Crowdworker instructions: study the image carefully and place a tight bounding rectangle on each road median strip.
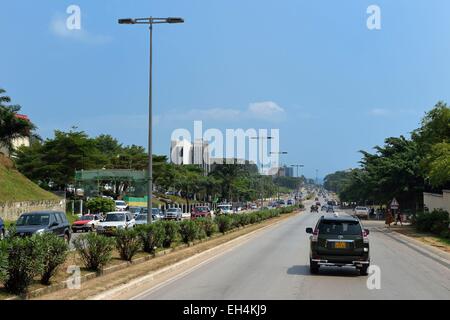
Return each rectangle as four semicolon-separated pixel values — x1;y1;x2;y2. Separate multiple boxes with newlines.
27;209;301;300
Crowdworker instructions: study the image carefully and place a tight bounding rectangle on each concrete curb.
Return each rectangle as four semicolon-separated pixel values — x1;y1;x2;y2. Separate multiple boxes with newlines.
6;210;300;300
90;211;301;300
377;227;450;268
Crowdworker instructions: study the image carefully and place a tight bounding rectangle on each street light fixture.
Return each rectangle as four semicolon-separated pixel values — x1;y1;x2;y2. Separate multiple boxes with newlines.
250;136;273;208
118;16;184;224
270;152;288;201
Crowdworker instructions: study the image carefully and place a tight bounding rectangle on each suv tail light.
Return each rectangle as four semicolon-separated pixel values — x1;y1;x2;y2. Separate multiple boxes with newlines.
312;228;319;242
362;229;369;243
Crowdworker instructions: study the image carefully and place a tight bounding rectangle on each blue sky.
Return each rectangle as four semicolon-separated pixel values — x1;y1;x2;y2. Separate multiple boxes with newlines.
1;0;450;179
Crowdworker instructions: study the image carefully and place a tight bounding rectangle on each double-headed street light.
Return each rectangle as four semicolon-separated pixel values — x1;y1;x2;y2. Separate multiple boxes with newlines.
270;152;288;201
118;16;184;224
291;164;305;200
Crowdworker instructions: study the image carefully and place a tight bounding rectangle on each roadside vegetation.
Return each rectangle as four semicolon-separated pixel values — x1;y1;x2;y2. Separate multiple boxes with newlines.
324;102;450;212
0;206;296;298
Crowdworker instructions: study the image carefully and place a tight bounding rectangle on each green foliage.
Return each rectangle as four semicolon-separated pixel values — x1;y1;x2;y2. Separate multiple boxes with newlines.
194;218;217;237
136;223;165;253
73;233;114;272
86;197;115;214
160;220;180;248
423;142;450;188
215;215;233;234
0;240;7;283
2;235;44;295
179;220;200;244
414;210;449;234
115;228;142;262
39;233;69;285
0;88;37;155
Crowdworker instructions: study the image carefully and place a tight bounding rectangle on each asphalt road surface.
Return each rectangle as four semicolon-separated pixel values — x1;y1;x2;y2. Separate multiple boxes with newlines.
132;204;450;300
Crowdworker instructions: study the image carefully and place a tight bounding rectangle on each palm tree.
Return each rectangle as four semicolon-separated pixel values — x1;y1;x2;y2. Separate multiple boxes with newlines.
0;88;36;155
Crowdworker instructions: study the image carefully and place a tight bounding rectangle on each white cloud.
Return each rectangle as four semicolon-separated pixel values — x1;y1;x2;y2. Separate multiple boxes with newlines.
161;101;286;123
248;101;285;120
50;14;112;45
369;108;390;116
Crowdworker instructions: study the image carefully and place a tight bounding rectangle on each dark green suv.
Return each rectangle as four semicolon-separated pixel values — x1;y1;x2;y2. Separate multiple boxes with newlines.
306;213;370;275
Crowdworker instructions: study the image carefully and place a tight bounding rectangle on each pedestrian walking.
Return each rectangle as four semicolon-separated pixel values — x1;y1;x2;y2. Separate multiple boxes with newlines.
394;210;403;226
385;209;394;227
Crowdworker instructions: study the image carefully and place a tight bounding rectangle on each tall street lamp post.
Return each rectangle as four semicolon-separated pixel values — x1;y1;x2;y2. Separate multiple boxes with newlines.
250;136;273;208
270;152;288;201
118;17;184;224
291;164;305;200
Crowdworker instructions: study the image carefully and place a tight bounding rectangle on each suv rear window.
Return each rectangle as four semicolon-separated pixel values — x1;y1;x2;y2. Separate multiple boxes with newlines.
318;220;362;235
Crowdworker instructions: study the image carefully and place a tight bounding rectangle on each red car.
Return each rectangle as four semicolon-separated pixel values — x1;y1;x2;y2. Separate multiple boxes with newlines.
191;206;212;219
72;214;102;232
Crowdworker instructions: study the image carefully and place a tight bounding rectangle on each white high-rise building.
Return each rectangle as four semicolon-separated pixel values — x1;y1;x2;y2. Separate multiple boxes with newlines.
170;139;210;174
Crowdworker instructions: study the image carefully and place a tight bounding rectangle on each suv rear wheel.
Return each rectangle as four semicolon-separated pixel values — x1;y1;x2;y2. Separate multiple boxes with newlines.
359;265;369;276
309;259;319;274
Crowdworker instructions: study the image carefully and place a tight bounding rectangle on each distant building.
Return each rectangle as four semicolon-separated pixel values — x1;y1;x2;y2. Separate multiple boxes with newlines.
170;139;210;174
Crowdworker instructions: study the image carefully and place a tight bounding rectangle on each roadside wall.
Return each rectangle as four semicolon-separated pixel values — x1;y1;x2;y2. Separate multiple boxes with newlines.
423;190;450;213
0;199;66;221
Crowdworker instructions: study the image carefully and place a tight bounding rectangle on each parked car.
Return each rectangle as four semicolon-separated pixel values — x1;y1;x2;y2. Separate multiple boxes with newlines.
287;199;294;206
128;206;143;218
354;206;370;219
216;204;233;215
114;200;128;211
96;211;135;236
164;208;183;220
306;212;370;275
250;203;258;210
191;206;212;219
14;211;72;243
0;217;5;240
71;214;102;232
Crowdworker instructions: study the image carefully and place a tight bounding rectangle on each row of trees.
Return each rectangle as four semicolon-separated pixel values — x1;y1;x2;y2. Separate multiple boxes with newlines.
324;102;450;211
1;87;305;205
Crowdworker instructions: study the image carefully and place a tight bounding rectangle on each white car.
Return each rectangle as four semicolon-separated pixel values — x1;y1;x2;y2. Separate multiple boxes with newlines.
115;200;128;211
354;206;370;219
96;212;135;235
217;204;233;215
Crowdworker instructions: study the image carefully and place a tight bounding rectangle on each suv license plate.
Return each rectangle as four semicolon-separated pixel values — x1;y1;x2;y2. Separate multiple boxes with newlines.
334;242;347;249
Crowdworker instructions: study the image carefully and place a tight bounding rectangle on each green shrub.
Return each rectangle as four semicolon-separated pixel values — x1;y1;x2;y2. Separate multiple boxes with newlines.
179;220;200;244
440;229;450;239
0;241;8;283
86;197;115;214
38;233;69;285
215;215;233;234
248;213;258;224
160;220;180;248
115;228;142;262
2;235;44;295
73;233;115;272
136;223;165;253
195;218;217;237
415;210;449;234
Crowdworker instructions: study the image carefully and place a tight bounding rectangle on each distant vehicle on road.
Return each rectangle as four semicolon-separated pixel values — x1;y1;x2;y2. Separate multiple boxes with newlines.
115;200;128;211
128;206;143;218
321;205;328;212
287;199;294;206
72;214;102;232
354;206;370;219
310;205;319;213
306;212;370;275
164;208;183;220
14;211;72;243
216;204;233;215
0;217;5;240
97;212;135;236
191;206;212;219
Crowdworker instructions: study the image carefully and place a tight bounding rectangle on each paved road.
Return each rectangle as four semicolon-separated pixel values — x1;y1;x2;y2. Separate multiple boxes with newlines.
133;205;450;300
